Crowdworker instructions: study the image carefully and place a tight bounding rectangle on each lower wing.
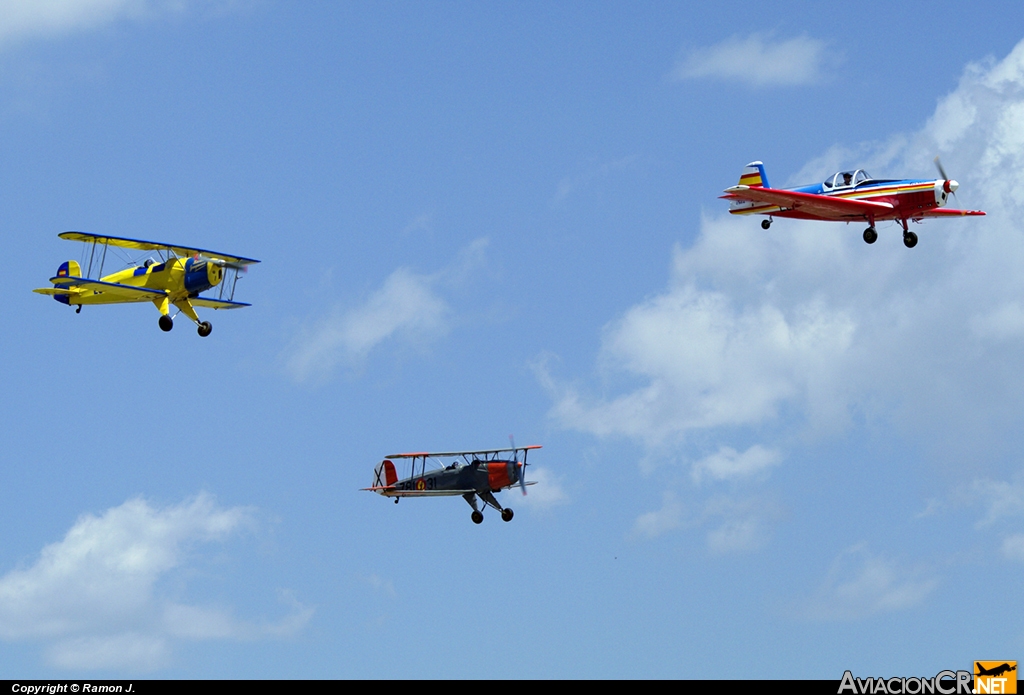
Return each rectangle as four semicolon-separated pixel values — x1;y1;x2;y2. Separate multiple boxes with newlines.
361;486;477;497
189;296;252;310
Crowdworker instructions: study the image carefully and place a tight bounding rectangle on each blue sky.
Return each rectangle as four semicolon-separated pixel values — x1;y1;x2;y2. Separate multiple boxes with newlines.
1;0;1023;678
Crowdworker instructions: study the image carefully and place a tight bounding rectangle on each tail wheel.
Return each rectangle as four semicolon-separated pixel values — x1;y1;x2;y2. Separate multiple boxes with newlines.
903;231;918;248
501;508;514;522
863;227;877;244
471;511;484;524
159;315;173;332
197;321;213;337
761;219;772;230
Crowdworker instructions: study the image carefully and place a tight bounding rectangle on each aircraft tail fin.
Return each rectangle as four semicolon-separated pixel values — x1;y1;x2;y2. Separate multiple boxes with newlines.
55;260;82;280
737;161;770;188
373;459;398;489
48;260;83;305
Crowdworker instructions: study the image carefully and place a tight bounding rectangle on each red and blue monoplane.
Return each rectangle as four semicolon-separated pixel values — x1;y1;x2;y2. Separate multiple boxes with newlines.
722;159;985;247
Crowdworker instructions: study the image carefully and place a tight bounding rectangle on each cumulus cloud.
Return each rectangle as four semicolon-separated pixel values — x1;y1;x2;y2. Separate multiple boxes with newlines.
691;445;781;485
545;38;1024;561
1002;534;1024;562
0;0;233;49
547;37;1024;461
972;475;1024;527
516;467;569;509
674;33;830;87
0;494;311;671
632;491;684;539
802;544;937;620
286;239;487;383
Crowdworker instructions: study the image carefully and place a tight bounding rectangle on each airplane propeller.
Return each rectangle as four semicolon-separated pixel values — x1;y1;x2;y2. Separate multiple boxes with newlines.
511;434;528;496
193;253;250;272
934;156;965;210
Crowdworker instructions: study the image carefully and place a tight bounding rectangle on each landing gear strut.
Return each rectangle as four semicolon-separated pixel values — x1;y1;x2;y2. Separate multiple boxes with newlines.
159;315;173;332
761;218;772;230
863;226;877;244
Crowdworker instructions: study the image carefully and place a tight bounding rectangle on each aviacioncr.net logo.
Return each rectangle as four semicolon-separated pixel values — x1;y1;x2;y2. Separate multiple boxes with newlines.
839;670;973;694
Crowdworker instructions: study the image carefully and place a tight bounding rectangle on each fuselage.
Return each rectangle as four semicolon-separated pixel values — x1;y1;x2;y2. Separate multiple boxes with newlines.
728;173;953;222
61;256;222;305
382;459;522;496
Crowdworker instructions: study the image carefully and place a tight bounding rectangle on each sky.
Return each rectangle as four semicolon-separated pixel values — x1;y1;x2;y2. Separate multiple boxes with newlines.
1;0;1023;679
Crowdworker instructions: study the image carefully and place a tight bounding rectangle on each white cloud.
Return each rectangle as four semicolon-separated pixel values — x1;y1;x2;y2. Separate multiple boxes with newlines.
632;491;683;539
803;544;938;620
286;239;487;383
674;34;830;87
0;494;311;671
0;0;229;49
1002;534;1024;562
972;476;1024;527
516;467;569;509
691;445;781;485
546;37;1024;464
545;38;1024;563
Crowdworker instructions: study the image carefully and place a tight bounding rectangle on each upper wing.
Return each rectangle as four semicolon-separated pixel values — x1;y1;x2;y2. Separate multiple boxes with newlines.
911;208;986;218
386;445;543;459
58;232;260;266
723;185;894;219
39;277;166;303
189;296;252;310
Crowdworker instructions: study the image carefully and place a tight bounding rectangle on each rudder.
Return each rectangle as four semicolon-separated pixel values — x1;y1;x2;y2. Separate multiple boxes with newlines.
737;161;770;188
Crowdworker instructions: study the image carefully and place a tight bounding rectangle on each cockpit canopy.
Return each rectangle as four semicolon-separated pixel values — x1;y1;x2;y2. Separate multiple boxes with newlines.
824;169;872;190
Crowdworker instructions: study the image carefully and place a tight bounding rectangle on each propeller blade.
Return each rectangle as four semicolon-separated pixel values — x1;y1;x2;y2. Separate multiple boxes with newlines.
934;156;949;182
511;434;527;496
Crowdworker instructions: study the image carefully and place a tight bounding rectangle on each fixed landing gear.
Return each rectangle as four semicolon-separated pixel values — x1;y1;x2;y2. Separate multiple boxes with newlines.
159;315;173;332
761;218;772;230
903;231;918;248
863;226;877;244
501;508;514;522
471;511;484;524
197;321;213;337
75;305;82;314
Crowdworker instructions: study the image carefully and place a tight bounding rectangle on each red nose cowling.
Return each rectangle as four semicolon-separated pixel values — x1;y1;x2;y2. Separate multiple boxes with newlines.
488;462;512;491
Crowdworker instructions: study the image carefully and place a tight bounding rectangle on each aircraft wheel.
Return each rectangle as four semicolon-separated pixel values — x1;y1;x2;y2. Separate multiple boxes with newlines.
501;508;514;522
903;231;918;248
197;321;213;337
159;315;173;332
761;219;772;230
471;511;484;524
863;227;877;244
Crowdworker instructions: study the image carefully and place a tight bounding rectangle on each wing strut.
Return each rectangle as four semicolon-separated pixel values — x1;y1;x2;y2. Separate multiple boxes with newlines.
86;239;97;279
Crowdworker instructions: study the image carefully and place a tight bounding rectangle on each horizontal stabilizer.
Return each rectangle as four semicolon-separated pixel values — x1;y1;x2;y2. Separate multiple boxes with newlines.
45;277;167;303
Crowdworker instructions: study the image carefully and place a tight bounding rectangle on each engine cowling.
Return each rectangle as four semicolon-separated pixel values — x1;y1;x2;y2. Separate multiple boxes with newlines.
487;461;514;491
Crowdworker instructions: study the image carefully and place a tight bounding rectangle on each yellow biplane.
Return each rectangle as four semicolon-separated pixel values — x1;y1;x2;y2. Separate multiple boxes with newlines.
34;232;260;336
